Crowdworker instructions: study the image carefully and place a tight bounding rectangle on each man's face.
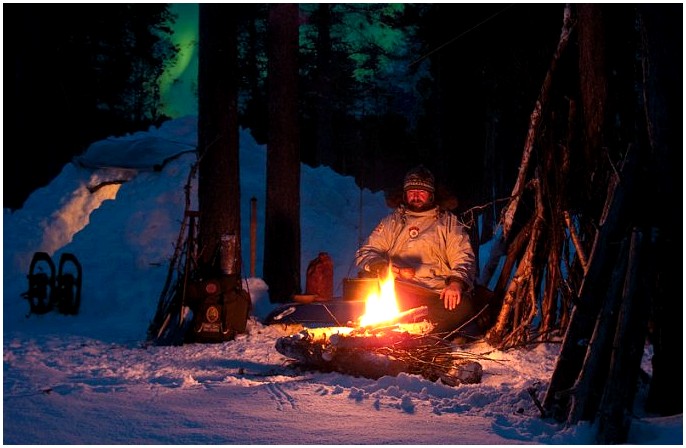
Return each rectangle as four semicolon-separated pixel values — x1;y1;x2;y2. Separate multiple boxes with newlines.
405;189;432;211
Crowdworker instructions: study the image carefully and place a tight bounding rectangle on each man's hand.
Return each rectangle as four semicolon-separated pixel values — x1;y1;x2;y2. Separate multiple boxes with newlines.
392;266;415;280
440;281;463;310
366;260;390;278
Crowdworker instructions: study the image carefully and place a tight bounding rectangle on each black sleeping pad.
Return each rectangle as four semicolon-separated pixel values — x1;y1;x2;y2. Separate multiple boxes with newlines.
263;299;366;327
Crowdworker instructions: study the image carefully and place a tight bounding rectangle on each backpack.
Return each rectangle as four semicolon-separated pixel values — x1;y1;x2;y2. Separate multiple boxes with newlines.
186;273;251;343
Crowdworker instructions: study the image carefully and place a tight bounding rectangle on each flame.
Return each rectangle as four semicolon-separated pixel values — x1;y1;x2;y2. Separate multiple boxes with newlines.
358;267;400;327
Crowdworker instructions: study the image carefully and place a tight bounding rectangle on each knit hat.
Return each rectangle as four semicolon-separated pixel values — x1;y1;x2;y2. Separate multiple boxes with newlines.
403;165;435;193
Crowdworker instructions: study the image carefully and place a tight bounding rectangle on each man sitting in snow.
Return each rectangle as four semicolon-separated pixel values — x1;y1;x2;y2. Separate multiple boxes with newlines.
355;165;487;341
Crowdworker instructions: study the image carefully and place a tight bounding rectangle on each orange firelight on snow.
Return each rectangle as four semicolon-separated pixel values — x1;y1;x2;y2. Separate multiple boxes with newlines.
358;266;400;327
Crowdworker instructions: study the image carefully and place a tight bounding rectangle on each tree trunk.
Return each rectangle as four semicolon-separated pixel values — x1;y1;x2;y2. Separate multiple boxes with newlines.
264;3;302;302
197;4;241;275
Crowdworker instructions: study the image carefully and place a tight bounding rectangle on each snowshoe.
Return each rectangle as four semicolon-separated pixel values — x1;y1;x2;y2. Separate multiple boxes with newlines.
55;253;82;315
21;252;57;316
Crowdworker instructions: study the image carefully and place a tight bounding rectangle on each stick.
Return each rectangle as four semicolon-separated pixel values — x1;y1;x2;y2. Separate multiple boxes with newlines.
563;211;588;273
358;305;428;329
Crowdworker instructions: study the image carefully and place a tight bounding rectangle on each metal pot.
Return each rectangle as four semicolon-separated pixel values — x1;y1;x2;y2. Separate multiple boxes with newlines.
342;277;380;301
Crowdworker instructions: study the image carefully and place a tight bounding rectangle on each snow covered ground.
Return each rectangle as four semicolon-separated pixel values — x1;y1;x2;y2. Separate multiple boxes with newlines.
3;116;681;444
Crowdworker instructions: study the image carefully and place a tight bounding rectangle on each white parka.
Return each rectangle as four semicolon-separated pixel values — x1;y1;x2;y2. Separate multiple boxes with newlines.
355;205;476;292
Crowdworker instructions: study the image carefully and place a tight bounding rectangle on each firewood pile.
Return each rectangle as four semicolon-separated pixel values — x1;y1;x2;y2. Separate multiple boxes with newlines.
275;306;484;386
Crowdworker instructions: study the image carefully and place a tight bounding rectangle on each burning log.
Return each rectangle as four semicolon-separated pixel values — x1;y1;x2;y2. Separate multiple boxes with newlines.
275;321;483;386
329;325;436;350
359;305;429;329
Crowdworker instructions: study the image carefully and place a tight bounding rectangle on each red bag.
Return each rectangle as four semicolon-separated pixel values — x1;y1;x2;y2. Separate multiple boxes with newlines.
305;252;334;301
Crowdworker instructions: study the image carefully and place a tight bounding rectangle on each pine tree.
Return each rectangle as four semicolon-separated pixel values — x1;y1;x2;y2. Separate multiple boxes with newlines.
263;4;302;302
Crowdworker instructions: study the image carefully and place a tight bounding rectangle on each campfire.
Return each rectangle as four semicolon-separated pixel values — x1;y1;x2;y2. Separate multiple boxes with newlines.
358;268;400;327
355;268;431;334
275;268;484;386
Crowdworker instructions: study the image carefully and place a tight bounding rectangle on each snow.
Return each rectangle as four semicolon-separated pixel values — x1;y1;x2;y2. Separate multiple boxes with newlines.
3;116;682;444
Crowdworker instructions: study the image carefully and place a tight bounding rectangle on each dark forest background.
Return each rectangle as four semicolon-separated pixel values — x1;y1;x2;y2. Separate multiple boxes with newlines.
7;3;566;215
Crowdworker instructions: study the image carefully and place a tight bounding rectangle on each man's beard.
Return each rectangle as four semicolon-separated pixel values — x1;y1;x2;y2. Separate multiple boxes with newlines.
406;199;434;212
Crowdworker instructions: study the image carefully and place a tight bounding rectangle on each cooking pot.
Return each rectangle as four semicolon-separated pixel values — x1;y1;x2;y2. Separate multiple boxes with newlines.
342;277;380;301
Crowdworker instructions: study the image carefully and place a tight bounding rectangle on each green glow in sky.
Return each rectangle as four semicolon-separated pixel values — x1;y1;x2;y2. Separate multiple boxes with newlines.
160;4;198;118
159;4;424;119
